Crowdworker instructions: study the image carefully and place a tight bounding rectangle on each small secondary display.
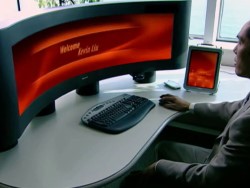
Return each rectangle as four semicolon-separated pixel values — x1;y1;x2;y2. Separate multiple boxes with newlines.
183;45;223;94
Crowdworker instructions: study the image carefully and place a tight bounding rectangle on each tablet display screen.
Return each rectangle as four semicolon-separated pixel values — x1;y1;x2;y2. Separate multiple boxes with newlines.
184;46;222;93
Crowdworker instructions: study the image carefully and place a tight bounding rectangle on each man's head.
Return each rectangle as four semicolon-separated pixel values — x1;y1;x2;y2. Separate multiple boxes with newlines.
233;21;250;78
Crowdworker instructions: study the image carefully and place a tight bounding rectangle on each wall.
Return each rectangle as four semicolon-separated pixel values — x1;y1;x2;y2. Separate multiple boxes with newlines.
221;48;235;67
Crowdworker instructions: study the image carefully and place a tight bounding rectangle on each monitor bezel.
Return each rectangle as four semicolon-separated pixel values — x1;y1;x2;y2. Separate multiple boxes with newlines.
0;0;191;151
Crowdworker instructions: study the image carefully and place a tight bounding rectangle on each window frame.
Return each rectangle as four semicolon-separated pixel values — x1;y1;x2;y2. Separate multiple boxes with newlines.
203;0;221;44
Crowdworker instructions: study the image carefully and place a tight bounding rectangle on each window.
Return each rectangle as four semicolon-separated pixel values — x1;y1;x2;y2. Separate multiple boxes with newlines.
218;0;250;42
189;0;250;43
0;0;18;22
189;0;207;38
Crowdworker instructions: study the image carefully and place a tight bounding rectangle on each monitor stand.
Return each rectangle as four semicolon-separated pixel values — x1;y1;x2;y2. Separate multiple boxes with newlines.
36;101;56;116
131;71;156;83
76;81;100;96
36;82;100;117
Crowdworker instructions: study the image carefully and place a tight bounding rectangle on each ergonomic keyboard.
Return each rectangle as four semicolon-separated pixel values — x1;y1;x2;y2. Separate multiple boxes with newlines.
81;94;156;133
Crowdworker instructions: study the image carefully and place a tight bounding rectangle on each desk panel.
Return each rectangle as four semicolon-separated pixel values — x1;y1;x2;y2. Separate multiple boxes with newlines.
0;67;250;188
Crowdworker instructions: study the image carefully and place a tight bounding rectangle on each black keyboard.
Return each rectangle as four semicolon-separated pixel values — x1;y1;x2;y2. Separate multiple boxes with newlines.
81;94;155;133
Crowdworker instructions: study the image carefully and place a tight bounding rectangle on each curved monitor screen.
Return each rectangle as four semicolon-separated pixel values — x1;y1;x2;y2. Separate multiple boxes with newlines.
13;13;173;115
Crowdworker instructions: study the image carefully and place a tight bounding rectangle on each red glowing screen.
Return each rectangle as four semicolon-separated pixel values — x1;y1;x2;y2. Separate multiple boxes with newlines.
186;50;219;89
12;13;174;115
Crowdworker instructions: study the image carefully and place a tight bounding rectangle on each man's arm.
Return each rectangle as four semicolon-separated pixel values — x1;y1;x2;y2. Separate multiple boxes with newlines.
159;94;245;128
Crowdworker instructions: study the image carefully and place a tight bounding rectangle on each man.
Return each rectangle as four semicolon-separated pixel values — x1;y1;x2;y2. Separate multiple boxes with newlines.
120;20;250;187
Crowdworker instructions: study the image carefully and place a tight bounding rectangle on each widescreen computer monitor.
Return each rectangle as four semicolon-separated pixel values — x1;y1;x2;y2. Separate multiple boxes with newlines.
0;0;191;151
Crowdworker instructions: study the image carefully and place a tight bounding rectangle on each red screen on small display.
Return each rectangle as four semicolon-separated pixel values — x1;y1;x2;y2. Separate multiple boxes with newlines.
186;50;219;89
12;13;174;115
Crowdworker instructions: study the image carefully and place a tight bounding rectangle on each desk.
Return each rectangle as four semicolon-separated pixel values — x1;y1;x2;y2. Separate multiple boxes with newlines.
0;66;250;188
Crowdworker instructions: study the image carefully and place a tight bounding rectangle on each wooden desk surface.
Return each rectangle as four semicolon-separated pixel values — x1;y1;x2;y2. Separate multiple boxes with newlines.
0;67;250;188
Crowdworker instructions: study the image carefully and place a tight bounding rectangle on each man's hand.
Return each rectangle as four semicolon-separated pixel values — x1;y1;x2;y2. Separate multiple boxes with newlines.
159;94;190;112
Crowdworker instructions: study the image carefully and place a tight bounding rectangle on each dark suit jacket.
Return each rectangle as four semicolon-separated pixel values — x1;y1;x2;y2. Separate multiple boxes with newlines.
156;93;250;187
